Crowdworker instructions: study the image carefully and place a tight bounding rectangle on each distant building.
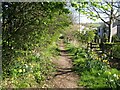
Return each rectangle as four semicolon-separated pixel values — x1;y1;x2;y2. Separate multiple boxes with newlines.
97;21;120;42
97;6;120;42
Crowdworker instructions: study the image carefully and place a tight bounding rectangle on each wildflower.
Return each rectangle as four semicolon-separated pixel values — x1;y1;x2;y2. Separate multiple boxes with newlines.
113;74;117;77
23;69;25;72
103;60;108;63
25;64;28;68
19;69;22;73
111;57;113;59
110;79;114;82
103;54;107;58
107;62;109;64
113;74;119;79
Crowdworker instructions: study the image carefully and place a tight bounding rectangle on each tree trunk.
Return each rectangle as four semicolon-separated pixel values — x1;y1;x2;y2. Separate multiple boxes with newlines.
108;22;113;43
108;1;114;43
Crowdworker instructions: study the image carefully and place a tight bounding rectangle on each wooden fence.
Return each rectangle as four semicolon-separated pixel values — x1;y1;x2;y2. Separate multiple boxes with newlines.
87;42;120;59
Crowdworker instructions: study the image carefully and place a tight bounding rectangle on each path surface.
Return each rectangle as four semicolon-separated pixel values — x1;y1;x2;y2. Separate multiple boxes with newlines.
47;40;80;88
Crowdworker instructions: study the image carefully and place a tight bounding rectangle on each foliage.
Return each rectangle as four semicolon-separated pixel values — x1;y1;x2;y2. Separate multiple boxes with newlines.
73;30;95;43
102;43;120;59
103;33;108;42
112;35;120;42
112;45;120;59
2;2;71;88
71;1;120;43
66;42;120;88
84;30;95;43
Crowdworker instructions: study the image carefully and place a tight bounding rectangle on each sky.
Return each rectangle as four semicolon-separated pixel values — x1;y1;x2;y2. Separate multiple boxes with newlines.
66;1;119;24
72;11;103;23
67;3;103;23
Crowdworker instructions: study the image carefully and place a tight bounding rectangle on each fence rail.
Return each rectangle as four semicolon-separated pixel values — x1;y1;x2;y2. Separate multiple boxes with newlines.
87;42;120;59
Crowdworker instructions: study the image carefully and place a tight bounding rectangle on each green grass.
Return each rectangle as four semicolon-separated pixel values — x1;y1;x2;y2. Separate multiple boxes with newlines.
2;41;59;88
65;42;120;88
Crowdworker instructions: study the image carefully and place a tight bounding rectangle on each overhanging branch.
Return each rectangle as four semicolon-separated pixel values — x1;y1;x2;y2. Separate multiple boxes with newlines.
92;6;109;25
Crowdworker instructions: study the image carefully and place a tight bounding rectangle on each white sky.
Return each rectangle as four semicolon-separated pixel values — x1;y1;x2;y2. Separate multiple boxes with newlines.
67;4;103;23
70;7;102;23
66;1;119;23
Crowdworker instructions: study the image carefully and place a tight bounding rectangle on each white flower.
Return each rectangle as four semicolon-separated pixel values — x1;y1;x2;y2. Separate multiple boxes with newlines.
113;74;119;79
103;54;107;58
113;74;117;77
111;57;113;59
110;79;114;82
25;64;28;68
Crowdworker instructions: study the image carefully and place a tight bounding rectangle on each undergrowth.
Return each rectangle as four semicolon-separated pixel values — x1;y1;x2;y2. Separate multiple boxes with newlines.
65;42;120;88
2;42;59;88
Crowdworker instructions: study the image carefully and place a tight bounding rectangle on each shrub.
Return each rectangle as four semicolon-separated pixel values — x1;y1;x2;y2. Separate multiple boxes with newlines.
66;43;120;88
112;45;120;59
112;35;120;42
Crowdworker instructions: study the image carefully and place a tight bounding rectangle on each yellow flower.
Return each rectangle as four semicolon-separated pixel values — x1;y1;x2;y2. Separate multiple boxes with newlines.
23;69;25;72
103;60;108;63
113;74;119;80
107;62;109;64
19;69;22;73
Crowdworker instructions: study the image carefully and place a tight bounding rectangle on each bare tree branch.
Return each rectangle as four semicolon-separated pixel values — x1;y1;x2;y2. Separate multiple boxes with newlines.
114;10;118;16
116;18;120;21
92;6;109;25
116;14;120;18
100;8;110;16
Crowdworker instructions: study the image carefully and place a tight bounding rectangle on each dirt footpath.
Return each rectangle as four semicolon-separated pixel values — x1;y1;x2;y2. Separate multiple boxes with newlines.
47;40;81;88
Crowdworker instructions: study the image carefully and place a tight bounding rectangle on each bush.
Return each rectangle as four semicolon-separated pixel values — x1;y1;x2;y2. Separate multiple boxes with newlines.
72;30;95;44
112;45;120;59
66;43;120;88
2;2;71;88
112;35;120;42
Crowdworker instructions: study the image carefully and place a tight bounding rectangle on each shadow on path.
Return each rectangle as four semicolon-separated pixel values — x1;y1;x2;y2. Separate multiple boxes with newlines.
54;68;73;77
46;40;81;88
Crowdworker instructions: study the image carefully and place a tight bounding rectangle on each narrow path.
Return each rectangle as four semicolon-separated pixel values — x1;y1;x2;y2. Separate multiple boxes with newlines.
47;40;80;88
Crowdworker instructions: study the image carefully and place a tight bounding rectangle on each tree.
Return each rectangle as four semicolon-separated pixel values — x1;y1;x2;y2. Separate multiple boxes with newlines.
2;2;71;84
72;0;120;43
